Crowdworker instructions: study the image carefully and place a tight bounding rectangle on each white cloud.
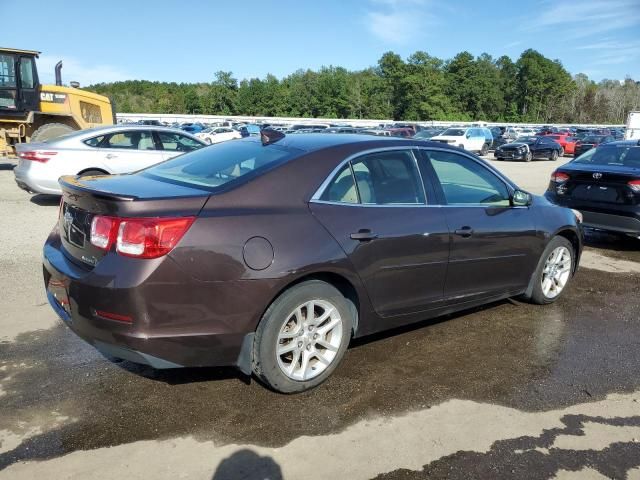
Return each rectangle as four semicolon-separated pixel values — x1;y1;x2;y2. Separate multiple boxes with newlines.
365;0;431;45
528;0;640;37
36;55;132;87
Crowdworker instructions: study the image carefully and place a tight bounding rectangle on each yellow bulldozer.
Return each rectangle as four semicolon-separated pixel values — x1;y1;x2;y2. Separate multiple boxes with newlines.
1;47;115;157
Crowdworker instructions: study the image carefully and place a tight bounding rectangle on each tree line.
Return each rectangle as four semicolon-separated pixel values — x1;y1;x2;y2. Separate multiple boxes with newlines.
88;49;640;125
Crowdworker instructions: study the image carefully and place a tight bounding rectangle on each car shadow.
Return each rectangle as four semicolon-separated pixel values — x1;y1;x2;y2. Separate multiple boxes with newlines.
211;449;283;480
583;229;639;252
109;356;250;386
29;194;61;206
0;162;16;171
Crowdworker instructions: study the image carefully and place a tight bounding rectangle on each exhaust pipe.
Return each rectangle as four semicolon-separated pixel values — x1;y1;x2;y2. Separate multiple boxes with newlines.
55;61;62;86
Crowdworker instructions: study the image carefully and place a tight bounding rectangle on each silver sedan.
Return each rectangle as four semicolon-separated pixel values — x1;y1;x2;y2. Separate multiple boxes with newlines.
14;125;206;195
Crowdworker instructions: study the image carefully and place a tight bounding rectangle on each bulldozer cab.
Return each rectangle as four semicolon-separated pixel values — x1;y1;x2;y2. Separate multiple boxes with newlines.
1;47;114;156
0;48;40;117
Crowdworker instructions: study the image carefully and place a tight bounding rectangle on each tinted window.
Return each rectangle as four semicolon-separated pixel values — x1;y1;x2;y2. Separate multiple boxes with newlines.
0;54;16;87
20;57;35;88
144;139;297;189
350;150;425;205
573;146;640;167
583;136;604;143
442;128;465;136
427;150;510;206
158;132;203;152
320;164;358;203
102;131;155;150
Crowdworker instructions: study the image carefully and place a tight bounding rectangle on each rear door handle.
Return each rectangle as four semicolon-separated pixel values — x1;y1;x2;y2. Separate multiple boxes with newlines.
454;226;474;238
350;229;378;241
105;153;117;159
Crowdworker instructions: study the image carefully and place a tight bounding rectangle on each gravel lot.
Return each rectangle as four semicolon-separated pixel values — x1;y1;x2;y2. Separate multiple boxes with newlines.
1;154;639;479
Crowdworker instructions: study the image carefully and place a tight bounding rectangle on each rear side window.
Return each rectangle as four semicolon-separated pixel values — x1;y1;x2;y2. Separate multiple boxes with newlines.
320;150;426;205
102;131;155;150
157;132;203;152
144;139;299;189
84;135;105;147
320;164;358;203
427;150;510;206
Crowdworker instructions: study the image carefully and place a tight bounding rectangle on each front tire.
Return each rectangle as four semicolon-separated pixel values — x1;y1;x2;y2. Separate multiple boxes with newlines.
252;280;353;393
550;149;559;161
524;151;533;162
528;236;574;305
559;147;565;157
480;144;489;156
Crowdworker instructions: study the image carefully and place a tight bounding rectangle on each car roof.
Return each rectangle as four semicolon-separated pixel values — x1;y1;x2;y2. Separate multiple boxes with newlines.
599;140;639;147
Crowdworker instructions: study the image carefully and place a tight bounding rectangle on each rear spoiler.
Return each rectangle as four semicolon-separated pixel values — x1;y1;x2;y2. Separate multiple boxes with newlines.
59;175;138;201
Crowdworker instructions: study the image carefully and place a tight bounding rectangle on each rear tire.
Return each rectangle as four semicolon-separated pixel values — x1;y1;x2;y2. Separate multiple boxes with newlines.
480;144;489;156
559;147;565;157
550;150;559;161
252;280;353;393
30;123;75;143
528;236;574;305
524;151;532;162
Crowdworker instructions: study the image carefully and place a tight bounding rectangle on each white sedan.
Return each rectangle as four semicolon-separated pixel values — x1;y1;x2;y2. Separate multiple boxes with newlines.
14;125;206;195
196;127;242;144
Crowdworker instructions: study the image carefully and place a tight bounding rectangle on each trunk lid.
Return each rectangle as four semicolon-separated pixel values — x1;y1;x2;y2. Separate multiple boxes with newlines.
556;164;640;205
58;173;210;267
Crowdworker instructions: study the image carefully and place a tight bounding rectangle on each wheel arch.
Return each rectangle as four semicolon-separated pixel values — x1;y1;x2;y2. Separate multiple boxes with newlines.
237;270;364;377
77;167;110;176
264;271;362;336
522;226;582;299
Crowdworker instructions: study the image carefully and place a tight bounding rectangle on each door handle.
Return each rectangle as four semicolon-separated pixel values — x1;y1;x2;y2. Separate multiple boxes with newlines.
105;153;117;159
454;226;474;238
350;229;378;241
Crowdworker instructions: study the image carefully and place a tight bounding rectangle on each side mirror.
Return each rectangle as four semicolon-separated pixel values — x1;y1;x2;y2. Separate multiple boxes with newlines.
512;190;532;207
465;133;471;139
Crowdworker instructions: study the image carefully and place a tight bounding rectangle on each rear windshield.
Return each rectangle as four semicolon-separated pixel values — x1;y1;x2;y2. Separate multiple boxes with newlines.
142;139;300;189
573;146;640;167
583;135;604;143
441;128;465;136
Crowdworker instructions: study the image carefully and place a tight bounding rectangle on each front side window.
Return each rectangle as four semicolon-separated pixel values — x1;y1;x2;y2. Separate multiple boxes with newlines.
102;131;155;150
427;150;510;206
157;132;203;152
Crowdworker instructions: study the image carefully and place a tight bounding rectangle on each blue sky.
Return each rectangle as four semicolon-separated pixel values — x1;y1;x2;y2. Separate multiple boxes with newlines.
2;0;639;86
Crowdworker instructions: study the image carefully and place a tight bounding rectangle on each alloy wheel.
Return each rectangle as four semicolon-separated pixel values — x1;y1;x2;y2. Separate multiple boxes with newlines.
276;299;343;381
541;246;572;299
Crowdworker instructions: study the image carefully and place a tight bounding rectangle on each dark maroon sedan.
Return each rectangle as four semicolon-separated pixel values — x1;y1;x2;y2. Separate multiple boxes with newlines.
44;132;583;393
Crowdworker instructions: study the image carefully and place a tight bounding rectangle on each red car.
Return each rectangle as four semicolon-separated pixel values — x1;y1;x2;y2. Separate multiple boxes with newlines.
547;134;577;156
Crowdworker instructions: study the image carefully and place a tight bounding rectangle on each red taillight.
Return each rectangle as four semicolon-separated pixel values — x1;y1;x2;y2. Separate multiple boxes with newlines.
89;215;194;258
628;180;640;193
116;217;195;258
551;171;570;183
18;150;58;163
94;310;133;323
90;216;119;250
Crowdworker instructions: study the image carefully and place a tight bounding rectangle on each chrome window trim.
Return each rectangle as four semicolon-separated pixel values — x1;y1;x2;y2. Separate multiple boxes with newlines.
310;145;525;209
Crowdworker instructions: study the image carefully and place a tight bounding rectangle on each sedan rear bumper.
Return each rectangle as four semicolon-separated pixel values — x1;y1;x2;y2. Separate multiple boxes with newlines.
580;210;640;235
42;231;263;370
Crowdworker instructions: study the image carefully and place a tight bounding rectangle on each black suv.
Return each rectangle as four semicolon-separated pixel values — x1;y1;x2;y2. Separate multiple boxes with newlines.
545;140;640;238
